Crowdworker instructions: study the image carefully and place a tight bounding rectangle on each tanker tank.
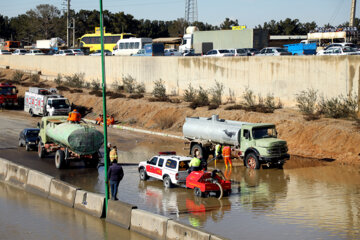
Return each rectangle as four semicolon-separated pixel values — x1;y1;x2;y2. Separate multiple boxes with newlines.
182;115;250;146
46;121;103;155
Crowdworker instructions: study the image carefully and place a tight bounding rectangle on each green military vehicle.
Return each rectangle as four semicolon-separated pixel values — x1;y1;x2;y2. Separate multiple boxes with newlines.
37;116;103;169
182;115;290;169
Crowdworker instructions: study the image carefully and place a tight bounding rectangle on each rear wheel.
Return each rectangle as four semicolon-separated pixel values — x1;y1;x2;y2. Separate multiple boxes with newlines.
29;109;34;117
38;142;45;158
139;168;149;180
25;143;30;151
245;153;260;170
163;176;173;188
194;187;206;197
55;150;66;169
18;139;23;147
191;144;209;160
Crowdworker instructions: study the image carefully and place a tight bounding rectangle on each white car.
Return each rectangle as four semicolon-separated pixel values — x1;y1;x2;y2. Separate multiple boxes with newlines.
204;49;234;57
0;50;12;55
89;50;112;56
13;49;28;55
138;152;192;188
69;49;84;56
256;47;292;56
26;49;45;55
316;46;360;56
164;48;182;56
54;50;75;56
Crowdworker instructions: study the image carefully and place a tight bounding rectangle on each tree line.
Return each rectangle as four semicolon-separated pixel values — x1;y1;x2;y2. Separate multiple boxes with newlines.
0;4;358;43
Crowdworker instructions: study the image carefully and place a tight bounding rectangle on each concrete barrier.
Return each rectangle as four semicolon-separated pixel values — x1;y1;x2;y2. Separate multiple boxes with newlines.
166;220;211;240
0;158;9;181
49;179;80;207
106;200;137;229
5;162;29;189
130;209;169;240
25;170;54;197
210;235;229;240
74;190;105;218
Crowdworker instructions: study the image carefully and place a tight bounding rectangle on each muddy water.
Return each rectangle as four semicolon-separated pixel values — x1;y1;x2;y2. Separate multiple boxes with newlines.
0;182;149;240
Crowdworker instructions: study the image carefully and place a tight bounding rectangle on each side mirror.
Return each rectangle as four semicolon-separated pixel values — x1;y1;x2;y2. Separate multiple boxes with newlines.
245;132;250;139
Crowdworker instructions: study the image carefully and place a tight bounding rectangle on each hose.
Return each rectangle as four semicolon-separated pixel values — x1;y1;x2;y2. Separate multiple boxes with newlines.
216;182;223;200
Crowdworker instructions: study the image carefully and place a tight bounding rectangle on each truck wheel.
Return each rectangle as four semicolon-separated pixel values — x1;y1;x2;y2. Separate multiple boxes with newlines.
194;187;205;197
163;176;173;188
18;139;23;147
29;109;34;117
38;142;45;158
25;143;30;151
191;144;209;160
55;150;66;169
139;168;149;180
245;153;260;170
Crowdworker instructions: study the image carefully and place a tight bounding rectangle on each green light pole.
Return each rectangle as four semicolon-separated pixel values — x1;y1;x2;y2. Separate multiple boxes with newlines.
99;0;109;212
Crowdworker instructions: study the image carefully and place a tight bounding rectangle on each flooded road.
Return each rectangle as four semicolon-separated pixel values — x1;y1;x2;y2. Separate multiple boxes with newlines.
1;111;360;239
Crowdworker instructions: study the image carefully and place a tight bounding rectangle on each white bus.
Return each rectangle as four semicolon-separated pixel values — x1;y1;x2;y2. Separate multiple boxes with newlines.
112;37;152;56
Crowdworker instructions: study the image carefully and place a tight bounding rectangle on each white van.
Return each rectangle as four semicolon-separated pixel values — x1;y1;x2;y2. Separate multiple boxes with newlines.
112;37;152;56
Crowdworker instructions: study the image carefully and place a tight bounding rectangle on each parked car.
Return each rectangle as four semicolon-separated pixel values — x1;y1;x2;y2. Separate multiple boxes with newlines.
316;46;360;56
69;49;84;56
18;128;40;151
26;49;45;55
228;48;251;56
138;152;192;188
242;48;259;56
204;49;234;57
317;42;359;55
256;47;292;56
164;48;182;56
54;50;75;56
89;50;112;56
0;50;12;55
13;49;28;55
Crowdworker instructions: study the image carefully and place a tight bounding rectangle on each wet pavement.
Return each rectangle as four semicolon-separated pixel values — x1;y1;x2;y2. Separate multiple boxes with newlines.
1;111;360;239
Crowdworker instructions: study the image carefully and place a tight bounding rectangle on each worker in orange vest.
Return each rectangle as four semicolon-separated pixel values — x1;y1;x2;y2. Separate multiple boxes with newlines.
222;146;232;169
67;109;81;123
107;114;115;126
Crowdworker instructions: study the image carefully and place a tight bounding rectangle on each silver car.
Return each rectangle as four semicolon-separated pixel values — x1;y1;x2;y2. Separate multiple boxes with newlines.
316;46;360;56
256;47;292;56
204;49;234;57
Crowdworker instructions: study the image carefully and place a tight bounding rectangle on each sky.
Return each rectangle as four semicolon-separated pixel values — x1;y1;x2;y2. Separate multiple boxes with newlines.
0;0;358;28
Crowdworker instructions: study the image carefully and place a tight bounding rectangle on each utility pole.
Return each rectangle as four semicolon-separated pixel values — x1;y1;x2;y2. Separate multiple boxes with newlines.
350;0;357;27
66;0;71;47
72;18;75;47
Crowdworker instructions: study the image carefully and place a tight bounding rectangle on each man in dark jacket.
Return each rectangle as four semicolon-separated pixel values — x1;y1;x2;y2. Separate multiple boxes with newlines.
107;159;124;201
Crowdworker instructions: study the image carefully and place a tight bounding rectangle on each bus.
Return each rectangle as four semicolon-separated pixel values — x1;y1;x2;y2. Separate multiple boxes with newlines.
78;27;135;53
0;41;21;52
112;38;152;56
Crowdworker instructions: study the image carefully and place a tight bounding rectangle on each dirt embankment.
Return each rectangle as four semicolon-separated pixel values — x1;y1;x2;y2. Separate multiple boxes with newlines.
2;69;360;166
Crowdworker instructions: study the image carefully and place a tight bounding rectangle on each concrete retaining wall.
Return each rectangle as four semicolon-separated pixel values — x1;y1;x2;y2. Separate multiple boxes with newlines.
49;179;79;207
106;200;137;229
0;158;9;181
1;55;359;106
166;220;211;240
25;169;53;197
74;190;105;218
5;162;29;189
131;209;169;240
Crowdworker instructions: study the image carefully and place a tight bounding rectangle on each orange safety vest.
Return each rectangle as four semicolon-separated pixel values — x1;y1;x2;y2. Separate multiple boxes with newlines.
109;149;118;161
67;111;81;122
222;146;231;158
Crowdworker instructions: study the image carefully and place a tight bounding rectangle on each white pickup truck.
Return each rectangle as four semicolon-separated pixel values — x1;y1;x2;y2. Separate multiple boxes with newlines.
138;152;191;188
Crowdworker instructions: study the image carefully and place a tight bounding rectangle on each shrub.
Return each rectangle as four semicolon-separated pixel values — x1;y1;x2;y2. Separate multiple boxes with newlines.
12;70;24;82
135;82;146;94
64;73;85;88
242;88;256;107
123;75;136;93
318;94;358;119
226;88;236;104
30;74;40;83
210;80;224;106
155;115;176;129
54;74;62;85
111;80;123;91
91;79;100;91
296;89;318;116
183;83;196;102
128;93;144;99
152;79;168;101
189;87;209;109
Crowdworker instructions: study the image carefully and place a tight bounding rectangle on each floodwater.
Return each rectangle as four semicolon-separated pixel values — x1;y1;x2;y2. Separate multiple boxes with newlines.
1;111;360;239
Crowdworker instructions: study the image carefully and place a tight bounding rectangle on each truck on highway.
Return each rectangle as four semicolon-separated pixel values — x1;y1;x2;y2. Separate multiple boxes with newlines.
284;43;317;55
24;87;71;117
36;38;65;51
179;27;268;54
183;115;290;169
37;116;104;169
0;83;18;107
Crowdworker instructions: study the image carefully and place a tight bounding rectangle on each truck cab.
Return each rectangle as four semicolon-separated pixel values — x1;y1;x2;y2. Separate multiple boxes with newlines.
0;83;18;107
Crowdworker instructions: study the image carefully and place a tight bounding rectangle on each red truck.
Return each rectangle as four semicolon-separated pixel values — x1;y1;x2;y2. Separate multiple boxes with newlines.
0;83;18;107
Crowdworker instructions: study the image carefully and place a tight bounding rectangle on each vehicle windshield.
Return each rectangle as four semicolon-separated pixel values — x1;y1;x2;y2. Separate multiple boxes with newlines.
73;50;81;53
252;127;277;139
276;48;288;53
219;50;230;53
26;130;39;137
64;50;72;53
2;50;10;53
178;160;190;171
343;47;357;52
34;50;42;53
52;99;70;109
0;87;16;95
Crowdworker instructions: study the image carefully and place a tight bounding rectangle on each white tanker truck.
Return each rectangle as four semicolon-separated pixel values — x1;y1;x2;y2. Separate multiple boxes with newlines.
182;115;290;169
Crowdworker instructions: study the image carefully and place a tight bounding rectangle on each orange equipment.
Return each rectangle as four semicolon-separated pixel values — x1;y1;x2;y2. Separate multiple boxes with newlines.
222;146;232;169
67;109;81;122
106;115;115;126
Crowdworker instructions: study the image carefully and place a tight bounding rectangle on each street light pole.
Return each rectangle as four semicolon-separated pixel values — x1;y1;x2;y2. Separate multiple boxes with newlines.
99;0;109;213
